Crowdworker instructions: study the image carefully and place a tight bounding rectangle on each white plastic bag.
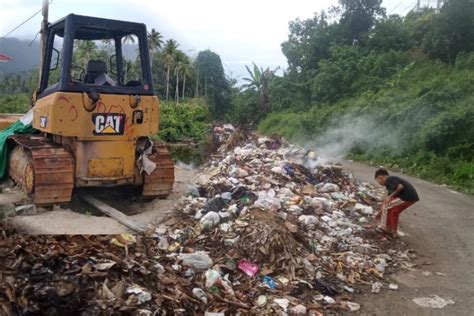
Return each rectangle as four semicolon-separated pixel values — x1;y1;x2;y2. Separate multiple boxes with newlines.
379;198;403;229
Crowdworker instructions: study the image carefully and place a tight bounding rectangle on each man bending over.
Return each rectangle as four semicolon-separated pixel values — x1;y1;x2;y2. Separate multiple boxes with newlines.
374;168;420;238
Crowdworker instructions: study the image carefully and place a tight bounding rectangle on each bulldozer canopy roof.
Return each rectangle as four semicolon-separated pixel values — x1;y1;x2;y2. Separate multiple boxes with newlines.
52;14;146;40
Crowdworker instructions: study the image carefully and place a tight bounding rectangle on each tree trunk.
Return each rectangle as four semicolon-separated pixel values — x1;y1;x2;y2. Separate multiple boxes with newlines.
195;69;199;97
175;69;179;104
165;66;170;100
182;74;186;99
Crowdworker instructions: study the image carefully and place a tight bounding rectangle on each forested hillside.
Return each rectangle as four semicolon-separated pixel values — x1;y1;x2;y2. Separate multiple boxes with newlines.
233;0;473;193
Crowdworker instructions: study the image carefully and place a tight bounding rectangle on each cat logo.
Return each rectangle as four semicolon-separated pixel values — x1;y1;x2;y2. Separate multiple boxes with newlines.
92;113;125;135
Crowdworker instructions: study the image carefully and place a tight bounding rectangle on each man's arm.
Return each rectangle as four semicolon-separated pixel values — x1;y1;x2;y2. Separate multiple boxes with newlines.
384;183;404;204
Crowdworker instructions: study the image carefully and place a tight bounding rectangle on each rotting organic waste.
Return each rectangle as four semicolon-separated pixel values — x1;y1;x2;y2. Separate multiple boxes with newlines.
0;125;417;315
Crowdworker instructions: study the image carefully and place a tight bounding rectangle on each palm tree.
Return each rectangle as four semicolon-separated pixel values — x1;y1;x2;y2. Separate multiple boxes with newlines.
195;67;199;97
122;34;136;44
164;54;175;100
243;62;278;119
174;66;180;103
172;51;188;103
163;39;179;100
147;29;163;68
180;60;193;99
122;35;136;60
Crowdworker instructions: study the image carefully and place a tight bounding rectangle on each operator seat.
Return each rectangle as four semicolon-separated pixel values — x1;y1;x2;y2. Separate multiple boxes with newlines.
83;60;107;84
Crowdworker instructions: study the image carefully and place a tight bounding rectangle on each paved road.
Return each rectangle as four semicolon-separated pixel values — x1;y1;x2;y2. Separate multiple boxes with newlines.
341;161;474;316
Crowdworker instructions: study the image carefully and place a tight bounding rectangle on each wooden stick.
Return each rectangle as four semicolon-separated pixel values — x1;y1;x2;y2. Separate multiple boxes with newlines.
80;195;145;232
214;294;250;309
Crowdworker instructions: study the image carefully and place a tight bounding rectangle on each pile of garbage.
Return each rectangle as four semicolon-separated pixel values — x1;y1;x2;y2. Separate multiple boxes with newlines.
0;125;415;315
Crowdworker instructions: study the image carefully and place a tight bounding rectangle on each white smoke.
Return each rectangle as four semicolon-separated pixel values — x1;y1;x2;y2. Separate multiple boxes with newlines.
306;114;404;160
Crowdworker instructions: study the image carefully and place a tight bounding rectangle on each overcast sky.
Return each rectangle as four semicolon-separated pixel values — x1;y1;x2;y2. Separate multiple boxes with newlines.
0;0;425;79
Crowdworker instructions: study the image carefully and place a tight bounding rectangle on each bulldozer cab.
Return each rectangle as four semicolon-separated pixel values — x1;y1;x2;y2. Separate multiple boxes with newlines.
39;14;153;98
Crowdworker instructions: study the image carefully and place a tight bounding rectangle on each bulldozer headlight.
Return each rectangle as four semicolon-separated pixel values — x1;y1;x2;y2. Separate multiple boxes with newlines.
130;95;141;109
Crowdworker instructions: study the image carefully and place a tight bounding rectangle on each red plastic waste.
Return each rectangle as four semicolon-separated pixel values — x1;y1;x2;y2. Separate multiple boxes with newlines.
238;259;259;277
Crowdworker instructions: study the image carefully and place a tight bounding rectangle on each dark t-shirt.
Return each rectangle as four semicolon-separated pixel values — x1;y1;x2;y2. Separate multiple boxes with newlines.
386;176;420;202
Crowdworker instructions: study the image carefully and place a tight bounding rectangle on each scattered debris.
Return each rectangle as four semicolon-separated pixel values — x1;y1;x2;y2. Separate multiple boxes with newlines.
256;295;267;306
0;125;415;314
14;204;37;216
237;259;259;277
205;312;224;316
389;283;399;291
126;286;152;304
372;282;383;294
343;301;361;312
193;288;208;304
274;298;290;310
200;211;221;229
178;251;213;270
263;275;276;289
324;296;336;304
110;233;136;248
412;295;455;308
290;304;308;314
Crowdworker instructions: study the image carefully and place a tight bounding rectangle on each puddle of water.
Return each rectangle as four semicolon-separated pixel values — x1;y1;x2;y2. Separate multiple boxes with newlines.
169;143;203;166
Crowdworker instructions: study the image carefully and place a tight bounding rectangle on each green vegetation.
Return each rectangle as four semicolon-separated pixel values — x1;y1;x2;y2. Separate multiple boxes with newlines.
0;69;38;96
0;94;30;113
231;0;474;193
194;50;231;119
156;99;211;142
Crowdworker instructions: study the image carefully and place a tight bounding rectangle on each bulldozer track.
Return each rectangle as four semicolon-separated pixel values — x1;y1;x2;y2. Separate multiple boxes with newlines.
143;144;175;198
8;135;75;205
7;136;173;204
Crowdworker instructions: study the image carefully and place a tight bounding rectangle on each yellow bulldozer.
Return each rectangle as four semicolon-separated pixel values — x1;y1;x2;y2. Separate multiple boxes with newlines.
1;14;174;205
